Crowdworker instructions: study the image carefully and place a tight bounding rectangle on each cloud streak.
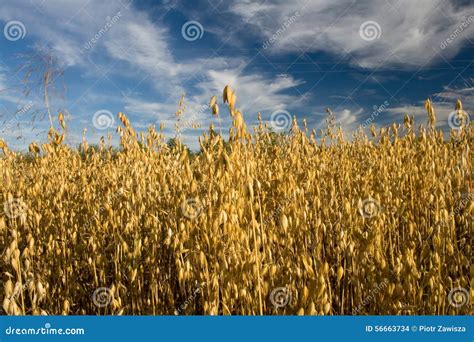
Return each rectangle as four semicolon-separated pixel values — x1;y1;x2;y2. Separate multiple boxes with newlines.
230;0;474;68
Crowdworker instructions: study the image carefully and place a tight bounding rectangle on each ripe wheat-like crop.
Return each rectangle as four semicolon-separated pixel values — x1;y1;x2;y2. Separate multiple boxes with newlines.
0;87;472;315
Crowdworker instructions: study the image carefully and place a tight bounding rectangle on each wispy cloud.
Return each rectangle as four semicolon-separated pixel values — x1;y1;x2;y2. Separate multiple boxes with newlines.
0;0;472;150
385;85;473;129
229;0;474;68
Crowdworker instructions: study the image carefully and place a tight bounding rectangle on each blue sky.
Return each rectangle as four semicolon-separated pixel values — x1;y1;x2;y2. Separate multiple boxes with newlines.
0;0;473;149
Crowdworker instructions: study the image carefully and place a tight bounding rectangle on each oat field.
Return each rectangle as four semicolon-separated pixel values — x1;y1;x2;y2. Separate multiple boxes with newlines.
0;87;472;315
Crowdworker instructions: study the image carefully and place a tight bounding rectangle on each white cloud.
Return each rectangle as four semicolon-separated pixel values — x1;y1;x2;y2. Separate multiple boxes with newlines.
124;69;304;129
434;85;474;106
0;1;305;143
198;69;304;115
386;105;429;119
0;1;181;88
386;85;473;123
103;20;181;92
386;101;468;129
337;108;361;126
2;0;472;150
1;1;296;105
230;0;474;68
0;0;110;66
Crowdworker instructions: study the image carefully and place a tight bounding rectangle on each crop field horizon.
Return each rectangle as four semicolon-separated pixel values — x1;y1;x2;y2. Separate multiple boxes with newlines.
0;86;472;315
